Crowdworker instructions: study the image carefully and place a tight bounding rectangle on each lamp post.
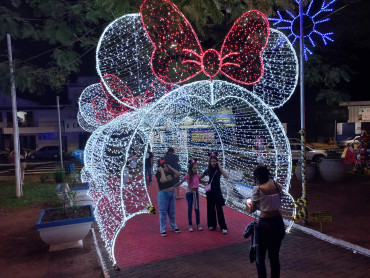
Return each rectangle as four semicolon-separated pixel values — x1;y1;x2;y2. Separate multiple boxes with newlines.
57;96;64;170
7;34;22;198
299;0;308;223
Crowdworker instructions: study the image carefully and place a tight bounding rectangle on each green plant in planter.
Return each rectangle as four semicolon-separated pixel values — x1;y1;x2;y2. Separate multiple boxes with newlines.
61;185;77;216
65;171;81;185
43;183;87;222
53;168;65;183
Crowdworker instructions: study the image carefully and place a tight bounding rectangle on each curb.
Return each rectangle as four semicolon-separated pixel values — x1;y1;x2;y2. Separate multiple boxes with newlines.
291;222;370;257
91;228;111;278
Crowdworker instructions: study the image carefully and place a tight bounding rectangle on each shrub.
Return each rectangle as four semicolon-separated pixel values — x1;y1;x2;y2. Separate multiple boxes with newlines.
53;169;65;183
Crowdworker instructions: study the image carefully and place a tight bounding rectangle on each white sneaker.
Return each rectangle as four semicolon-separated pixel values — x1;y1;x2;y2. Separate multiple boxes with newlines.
188;225;194;232
197;225;203;231
222;229;228;234
208;227;215;231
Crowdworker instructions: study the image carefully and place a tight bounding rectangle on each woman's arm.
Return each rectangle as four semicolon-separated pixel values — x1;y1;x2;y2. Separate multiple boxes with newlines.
217;162;228;179
174;176;186;187
167;164;180;178
246;187;259;213
159;167;167;183
246;200;258;214
199;177;208;185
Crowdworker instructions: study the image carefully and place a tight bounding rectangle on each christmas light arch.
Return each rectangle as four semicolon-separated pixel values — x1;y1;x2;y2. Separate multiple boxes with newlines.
77;0;299;265
82;80;297;264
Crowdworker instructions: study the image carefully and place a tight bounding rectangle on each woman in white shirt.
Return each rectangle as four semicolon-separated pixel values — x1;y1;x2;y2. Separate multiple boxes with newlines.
246;165;285;278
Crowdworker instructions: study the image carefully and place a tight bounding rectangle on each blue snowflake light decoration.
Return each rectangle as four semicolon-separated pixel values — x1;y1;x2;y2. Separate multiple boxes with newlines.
269;0;336;60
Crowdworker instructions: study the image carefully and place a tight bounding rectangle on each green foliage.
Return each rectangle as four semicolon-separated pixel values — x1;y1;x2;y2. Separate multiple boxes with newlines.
64;171;81;184
53;168;65;183
58;184;78;215
40;172;51;183
0;177;60;208
0;0;141;94
304;54;353;105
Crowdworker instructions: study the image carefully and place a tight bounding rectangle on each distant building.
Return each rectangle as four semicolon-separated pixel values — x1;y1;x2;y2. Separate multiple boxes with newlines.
0;76;98;152
337;101;370;140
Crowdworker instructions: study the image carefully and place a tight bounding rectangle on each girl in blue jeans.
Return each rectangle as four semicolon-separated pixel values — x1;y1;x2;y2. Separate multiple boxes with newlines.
175;159;206;231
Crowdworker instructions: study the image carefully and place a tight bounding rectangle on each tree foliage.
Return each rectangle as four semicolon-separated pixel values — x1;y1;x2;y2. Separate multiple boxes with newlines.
0;0;141;95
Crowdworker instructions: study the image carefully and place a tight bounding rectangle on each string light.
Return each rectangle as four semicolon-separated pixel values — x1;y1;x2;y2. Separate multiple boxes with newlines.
77;0;299;265
269;0;336;60
141;0;270;85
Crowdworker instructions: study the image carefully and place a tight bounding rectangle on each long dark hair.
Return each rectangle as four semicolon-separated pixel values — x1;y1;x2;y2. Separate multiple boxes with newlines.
207;155;219;175
253;165;270;185
187;159;197;186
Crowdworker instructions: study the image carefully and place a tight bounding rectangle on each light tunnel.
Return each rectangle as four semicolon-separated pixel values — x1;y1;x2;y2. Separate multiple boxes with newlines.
82;80;296;264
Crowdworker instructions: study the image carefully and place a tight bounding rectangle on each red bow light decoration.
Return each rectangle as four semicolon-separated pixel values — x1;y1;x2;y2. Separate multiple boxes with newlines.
92;74;166;123
91;0;271;125
209;153;217;158
140;0;270;85
160;159;165;165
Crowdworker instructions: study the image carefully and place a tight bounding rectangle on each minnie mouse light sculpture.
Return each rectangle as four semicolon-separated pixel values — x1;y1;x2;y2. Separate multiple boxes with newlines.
78;0;298;265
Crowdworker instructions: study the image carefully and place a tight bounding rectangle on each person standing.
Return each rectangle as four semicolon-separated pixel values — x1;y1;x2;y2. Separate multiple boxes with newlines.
155;158;181;237
200;153;228;234
175;159;205;232
20;148;27;185
129;151;137;172
145;146;154;184
164;147;182;199
246;165;285;278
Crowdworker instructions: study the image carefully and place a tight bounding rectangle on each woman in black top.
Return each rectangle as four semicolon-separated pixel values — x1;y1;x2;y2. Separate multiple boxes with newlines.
155;158;181;237
200;153;228;234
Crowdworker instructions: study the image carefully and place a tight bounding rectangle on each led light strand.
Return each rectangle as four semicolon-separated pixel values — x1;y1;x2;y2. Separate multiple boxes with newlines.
77;1;299;265
269;0;336;60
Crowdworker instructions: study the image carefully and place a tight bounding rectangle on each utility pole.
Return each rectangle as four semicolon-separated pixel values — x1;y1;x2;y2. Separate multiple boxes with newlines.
299;1;307;223
57;96;64;170
7;34;22;197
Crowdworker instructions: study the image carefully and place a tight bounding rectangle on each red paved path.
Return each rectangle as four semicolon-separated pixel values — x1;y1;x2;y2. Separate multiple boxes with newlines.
114;181;254;269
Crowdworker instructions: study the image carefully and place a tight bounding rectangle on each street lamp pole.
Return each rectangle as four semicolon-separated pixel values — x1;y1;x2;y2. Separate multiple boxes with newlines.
7;34;22;198
299;0;308;223
56;96;64;170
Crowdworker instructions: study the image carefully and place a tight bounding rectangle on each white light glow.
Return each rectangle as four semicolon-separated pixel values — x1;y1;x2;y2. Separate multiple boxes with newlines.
78;13;298;265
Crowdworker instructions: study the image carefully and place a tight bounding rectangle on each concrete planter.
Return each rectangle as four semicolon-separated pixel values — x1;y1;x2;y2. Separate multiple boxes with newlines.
295;164;318;182
319;158;346;183
35;205;94;251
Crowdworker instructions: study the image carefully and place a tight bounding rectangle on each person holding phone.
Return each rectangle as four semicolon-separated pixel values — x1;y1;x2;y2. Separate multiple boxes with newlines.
246;165;285;278
164;147;182;199
200;153;229;234
155;158;181;237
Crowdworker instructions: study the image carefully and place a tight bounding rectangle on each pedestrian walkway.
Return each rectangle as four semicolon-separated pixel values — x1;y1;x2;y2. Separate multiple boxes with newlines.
93;178;370;278
0;161;82;176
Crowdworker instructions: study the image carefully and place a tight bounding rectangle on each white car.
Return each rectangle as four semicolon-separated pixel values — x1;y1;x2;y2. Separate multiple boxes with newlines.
337;136;361;148
290;143;327;162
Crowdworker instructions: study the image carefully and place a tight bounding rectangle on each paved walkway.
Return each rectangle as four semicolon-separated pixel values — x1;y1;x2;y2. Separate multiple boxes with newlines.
93;181;370;278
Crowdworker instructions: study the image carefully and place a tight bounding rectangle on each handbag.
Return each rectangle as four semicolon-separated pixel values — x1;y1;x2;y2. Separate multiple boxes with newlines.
205;170;217;192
